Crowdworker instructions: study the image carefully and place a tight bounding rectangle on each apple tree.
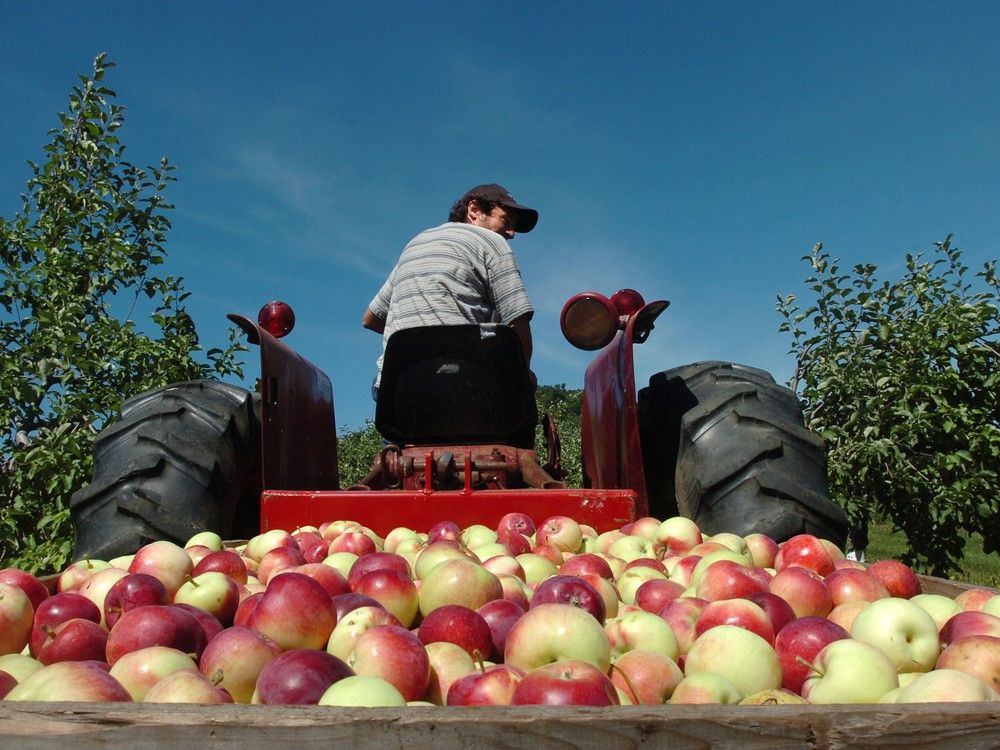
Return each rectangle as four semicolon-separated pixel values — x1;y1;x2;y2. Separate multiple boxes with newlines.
777;237;1000;575
0;54;244;572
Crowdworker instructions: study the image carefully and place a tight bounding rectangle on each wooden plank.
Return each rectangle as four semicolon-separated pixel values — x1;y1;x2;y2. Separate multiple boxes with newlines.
1;702;1000;750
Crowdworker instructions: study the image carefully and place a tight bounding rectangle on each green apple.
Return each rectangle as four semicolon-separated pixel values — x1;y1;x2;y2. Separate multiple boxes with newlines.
319;675;407;706
851;597;939;673
801;639;898;703
684;624;781;696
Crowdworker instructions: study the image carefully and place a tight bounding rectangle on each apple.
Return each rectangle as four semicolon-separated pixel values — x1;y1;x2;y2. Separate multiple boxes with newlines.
635;579;685;614
329;531;377;557
827;600;870;632
327;605;401;661
77;566;129;626
911;593;965;630
108;645;199;700
610;648;683;705
774;534;835;576
36;618;108;665
292;530;330;564
352;568;418;627
935;634;1000;695
558;553;614;580
105;604;207;665
606;610;680;661
684;624;782;696
418;604;493;659
0;653;44;684
890;668;998;703
668;555;702;588
747;591;797;636
743;533;779;569
318;674;407;706
461;523;498;549
6;660;130;702
0;568;48;611
496;574;531;610
476;598;525;661
609;534;661;563
865;559;921;599
800;638;898;703
939;610;1000;648
427;520;463;544
536;515;583;554
422;640;476;704
694;599;775;645
447;663;523;706
322;551;359;579
191;550;248;585
669;672;744;704
0;670;15;700
530;575;605;624
185;530;224;551
500;531;533;557
658;597;706;656
383;526;420;554
850;597;940;673
254;648;354;704
616;566;667;606
511;660;619;706
172;602;224;644
103;573;169;629
30;592;102;656
694;560;768;602
286;563;350;598
246;571;336;651
594;529;625;554
530;543;565;567
655;517;703;556
256;544;307;584
233;591;264;627
413;540;471;580
823;568;890;607
198;625;282;703
57;558;112;593
143;669;233;703
690;549;753;586
481;555;525;580
347;552;411;589
347;624;431;702
505;603;611;673
417;558;502;616
773;615;850;694
768;566;832;618
954;587;998;612
173;571;241;627
580;573;620;620
496;512;536;543
128;540;194;599
245;529;294;562
183;545;215;567
984;597;1000;619
515;553;559;584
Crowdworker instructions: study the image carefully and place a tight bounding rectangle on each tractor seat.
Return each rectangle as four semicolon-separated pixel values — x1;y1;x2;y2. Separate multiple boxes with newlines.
375;324;537;448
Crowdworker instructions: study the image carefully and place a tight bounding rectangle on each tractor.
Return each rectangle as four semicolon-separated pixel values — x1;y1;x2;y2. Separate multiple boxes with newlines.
69;289;848;560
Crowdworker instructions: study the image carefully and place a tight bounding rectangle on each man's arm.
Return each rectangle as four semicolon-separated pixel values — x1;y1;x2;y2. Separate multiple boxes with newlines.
362;307;385;334
509;313;536;388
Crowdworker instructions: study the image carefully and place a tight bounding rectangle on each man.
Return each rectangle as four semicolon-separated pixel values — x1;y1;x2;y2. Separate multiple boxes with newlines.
363;183;539;395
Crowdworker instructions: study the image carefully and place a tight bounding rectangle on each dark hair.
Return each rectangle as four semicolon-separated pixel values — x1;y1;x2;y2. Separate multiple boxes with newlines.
448;195;497;224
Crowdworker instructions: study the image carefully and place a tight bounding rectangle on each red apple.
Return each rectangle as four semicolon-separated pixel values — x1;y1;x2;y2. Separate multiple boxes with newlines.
496;512;536;543
0;582;35;656
347;552;411;589
954;587;998;612
36;618;108;665
0;670;16;699
108;645;199;700
347;624;430;702
233;591;264;627
558;553;614;580
422;641;476;705
773;616;850;694
143;669;233;703
418;604;493;659
447;663;524;706
104;573;169;629
747;592;797;636
695;560;768;602
199;625;282;703
768;566;832;618
658;597;706;657
328;531;377;557
695;599;775;645
530;575;606;624
634;579;686;614
427;520;463;544
774;534;836;576
246;572;336;651
254;648;354;704
105;604;207;665
327;605;401;661
351;568;418;628
5;660;130;702
192;550;249;585
256;544;306;584
511;660;619;706
30;592;102;656
286;563;350;598
128;540;193;599
865;559;921;599
609;648;684;705
823;568;889;607
331;592;386;620
476;598;525;661
0;568;48;611
935;634;1000;695
940;610;1000;648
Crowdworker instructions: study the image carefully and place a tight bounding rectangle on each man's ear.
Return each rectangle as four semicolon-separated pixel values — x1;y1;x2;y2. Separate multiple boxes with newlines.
465;199;483;223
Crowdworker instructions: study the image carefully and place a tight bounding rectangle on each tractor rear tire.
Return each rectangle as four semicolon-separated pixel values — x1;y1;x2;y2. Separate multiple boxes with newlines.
69;380;262;561
637;361;848;547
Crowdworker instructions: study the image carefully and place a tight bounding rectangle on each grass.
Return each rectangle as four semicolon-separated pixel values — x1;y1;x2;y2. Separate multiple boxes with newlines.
866;520;1000;589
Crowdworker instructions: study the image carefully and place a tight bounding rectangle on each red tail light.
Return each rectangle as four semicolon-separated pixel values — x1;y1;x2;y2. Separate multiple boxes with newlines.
258;301;296;338
610;288;645;317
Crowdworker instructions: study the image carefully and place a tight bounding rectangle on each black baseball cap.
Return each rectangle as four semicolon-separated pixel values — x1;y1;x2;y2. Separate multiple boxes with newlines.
462;183;539;233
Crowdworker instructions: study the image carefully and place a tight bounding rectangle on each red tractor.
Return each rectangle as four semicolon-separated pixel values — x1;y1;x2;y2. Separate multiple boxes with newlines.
69;290;847;559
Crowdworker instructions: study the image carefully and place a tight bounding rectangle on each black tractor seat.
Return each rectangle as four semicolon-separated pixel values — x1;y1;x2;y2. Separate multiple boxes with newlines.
375;324;537;448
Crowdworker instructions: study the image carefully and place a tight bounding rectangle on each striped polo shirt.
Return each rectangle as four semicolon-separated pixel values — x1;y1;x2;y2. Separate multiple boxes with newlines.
369;222;534;384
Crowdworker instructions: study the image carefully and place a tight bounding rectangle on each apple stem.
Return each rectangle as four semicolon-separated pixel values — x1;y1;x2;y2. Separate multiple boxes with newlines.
795;655;824;677
210;668;225;686
473;650;487;674
609;661;643;705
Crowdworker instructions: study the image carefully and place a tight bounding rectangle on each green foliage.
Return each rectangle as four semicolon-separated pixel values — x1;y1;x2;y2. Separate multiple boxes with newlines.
335;384;585;488
778;237;1000;576
0;55;245;573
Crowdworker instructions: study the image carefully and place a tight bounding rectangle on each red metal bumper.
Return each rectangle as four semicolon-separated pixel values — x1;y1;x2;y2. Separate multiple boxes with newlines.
261;487;636;536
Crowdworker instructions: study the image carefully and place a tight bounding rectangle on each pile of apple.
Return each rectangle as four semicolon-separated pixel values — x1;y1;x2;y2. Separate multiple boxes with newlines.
1;514;999;707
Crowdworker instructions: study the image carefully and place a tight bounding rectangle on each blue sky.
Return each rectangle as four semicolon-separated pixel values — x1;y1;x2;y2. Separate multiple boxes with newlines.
3;2;999;431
